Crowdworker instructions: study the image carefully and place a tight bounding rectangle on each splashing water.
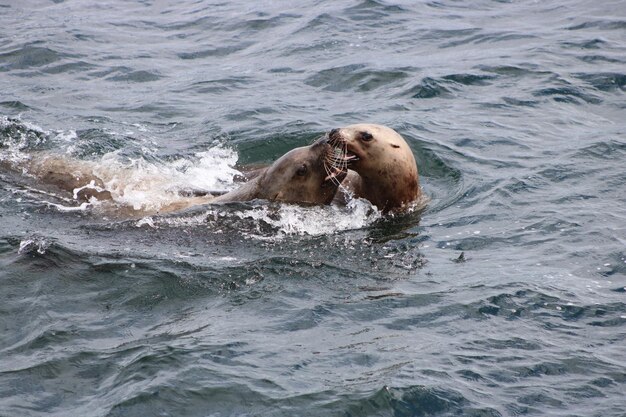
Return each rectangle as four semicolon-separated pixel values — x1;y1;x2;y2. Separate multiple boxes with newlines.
18;237;50;255
83;147;241;212
135;196;381;238
168;147;241;192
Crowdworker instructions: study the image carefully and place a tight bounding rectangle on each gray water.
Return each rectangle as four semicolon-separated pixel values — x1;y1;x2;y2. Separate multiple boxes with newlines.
1;0;625;416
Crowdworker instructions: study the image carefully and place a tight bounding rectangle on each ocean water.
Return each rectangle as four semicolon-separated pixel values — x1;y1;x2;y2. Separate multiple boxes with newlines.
1;0;625;416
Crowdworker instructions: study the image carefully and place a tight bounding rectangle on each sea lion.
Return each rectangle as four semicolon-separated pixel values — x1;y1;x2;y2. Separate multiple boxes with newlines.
326;123;421;213
1;136;347;215
212;138;347;205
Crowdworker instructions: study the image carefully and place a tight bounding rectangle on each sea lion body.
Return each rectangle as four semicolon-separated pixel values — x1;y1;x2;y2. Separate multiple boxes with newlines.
1;137;346;215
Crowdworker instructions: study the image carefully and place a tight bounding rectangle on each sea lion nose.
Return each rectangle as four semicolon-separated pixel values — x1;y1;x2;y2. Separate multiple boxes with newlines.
329;128;339;138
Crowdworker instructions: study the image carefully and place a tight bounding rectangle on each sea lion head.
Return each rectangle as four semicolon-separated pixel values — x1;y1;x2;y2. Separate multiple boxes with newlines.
258;139;348;205
327;123;420;212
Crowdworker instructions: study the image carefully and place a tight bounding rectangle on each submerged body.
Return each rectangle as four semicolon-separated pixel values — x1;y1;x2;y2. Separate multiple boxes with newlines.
0;138;346;216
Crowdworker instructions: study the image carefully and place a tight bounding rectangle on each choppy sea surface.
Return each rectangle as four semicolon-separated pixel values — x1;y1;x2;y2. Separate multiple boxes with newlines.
1;1;625;416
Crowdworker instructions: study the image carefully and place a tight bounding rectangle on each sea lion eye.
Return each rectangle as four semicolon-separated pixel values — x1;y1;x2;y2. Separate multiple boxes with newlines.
360;131;373;142
296;164;308;176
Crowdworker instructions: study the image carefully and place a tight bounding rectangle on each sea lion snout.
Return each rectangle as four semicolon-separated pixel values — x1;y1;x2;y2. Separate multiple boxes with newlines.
326;129;350;157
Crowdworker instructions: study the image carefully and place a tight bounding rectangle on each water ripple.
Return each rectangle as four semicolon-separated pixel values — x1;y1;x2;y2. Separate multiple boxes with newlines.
2;0;626;416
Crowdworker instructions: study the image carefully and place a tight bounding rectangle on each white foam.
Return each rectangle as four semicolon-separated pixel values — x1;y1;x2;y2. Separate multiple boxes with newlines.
53;130;79;155
82;145;241;211
0;116;47;164
169;146;241;192
136;216;156;228
18;237;50;255
54;130;78;143
146;197;380;238
45;201;93;212
266;197;380;236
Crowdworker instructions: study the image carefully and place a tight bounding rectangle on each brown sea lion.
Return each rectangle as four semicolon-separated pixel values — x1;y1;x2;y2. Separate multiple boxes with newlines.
212;138;347;205
326;123;422;213
1;137;347;215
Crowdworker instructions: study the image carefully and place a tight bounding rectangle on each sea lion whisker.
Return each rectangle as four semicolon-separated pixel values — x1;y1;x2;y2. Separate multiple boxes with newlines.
326;171;344;186
323;159;344;186
321;141;350;187
328;159;345;169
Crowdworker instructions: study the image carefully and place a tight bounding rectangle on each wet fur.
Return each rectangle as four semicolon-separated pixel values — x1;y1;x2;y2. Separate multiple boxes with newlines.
328;124;421;213
1;138;346;216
